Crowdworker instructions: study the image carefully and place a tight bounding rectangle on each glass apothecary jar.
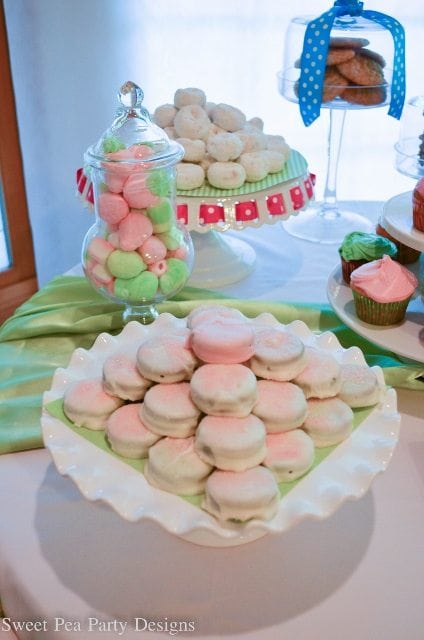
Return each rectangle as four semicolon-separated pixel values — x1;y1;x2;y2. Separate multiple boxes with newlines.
82;81;193;324
395;95;424;179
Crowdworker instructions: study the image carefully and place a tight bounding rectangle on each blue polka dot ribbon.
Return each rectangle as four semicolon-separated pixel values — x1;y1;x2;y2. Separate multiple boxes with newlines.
298;0;406;126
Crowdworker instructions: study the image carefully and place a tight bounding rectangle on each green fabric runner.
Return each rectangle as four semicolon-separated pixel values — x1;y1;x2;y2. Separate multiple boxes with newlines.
0;275;423;455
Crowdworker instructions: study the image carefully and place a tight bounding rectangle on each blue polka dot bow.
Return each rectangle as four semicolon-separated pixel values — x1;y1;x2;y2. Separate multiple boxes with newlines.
297;0;406;126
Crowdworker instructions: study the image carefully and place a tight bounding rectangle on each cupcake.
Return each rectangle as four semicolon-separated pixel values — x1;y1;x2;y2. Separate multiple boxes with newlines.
338;231;397;284
412;177;424;232
350;255;417;326
375;222;421;264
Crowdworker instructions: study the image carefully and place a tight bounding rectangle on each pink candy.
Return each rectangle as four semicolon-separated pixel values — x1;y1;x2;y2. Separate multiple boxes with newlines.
138;236;167;264
148;259;168;277
87;237;114;265
123;174;160;209
98;192;129;225
118;212;153;251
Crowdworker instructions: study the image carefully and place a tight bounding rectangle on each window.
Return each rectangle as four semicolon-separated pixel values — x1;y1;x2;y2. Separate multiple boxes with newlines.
0;0;37;324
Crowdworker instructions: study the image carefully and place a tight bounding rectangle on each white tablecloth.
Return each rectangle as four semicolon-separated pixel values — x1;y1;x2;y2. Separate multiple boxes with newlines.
1;202;424;640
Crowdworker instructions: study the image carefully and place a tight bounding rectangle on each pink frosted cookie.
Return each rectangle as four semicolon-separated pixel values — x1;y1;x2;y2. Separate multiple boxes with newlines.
145;436;213;495
106;403;161;458
250;326;307;381
190;320;255;364
252;380;308;433
202;467;280;522
302;397;354;447
194;414;267;472
63;379;123;430
136;334;196;383
102;352;152;401
187;304;247;329
293;347;342;399
263;430;315;482
98;192;129;225
118;211;153;251
338;363;384;408
190;363;257;417
140;381;201;438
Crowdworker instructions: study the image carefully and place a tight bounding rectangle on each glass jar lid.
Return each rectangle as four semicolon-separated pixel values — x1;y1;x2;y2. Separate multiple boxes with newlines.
85;81;183;168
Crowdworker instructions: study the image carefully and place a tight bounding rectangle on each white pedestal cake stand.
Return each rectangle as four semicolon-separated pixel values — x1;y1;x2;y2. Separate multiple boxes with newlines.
177;149;314;288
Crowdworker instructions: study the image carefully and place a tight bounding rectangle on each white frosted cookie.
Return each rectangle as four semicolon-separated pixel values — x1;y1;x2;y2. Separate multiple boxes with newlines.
190;319;255;364
106;403;161;458
190;363;257;417
102;351;152;401
187;303;248;329
302;397;354;447
250;325;307;381
202;467;280;522
177;138;206;163
136;334;197;383
239;151;269;182
176;162;205;190
252;380;308;433
174;87;207;109
207;161;246;189
140;381;201;438
153;104;177;128
206;132;243;162
293;347;342;399
145;436;213;495
263;430;315;482
338;364;384;408
211;103;246;132
174;104;211;140
195;414;267;471
63;379;123;430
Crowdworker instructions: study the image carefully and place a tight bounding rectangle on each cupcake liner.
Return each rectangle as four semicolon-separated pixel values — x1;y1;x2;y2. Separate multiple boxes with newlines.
341;257;367;284
352;291;411;326
412;192;424;232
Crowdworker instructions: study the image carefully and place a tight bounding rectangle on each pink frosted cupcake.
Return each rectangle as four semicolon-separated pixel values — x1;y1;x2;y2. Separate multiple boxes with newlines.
412;177;424;232
350;255;417;326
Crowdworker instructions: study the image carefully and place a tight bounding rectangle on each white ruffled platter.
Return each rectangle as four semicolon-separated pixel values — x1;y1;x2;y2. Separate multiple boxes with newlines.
41;313;400;548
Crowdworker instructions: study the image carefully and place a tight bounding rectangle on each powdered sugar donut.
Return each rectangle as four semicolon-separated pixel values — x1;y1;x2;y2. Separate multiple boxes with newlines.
63;379;123;430
103;351;152;401
145;436;213;496
235;130;267;153
106;403;161;458
141;382;201;438
202;467;280;522
262;150;287;173
265;135;291;161
207;162;246;189
176;162;205;190
204;101;216;117
174;87;207;109
302;397;354;447
206;132;243;162
252;380;308;433
263;430;315;482
195;414;267;472
207;123;227;138
293;347;342;399
239;151;269;182
190;363;257;417
174;104;211;140
211;103;246;132
199;154;215;172
247;116;264;131
164;126;176;140
136;333;196;383
153;104;177;128
177;138;206;163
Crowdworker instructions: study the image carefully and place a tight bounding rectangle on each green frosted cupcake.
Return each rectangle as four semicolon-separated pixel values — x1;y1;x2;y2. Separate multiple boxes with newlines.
338;231;397;284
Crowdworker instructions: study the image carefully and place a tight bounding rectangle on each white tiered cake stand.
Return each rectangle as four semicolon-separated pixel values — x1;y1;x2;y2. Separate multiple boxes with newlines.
176;149;314;288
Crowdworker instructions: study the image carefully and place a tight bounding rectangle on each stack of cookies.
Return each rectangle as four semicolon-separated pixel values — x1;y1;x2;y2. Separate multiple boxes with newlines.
297;37;387;106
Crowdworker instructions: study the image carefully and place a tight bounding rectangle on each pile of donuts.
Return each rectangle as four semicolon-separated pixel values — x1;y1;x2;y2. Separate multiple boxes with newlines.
62;306;385;523
84;144;190;304
152;88;291;190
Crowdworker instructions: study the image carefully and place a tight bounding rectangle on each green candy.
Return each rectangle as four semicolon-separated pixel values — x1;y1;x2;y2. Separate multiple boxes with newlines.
159;258;189;296
147;169;172;196
114;271;159;302
146;199;174;233
102;136;126;153
157;226;184;250
107;250;146;279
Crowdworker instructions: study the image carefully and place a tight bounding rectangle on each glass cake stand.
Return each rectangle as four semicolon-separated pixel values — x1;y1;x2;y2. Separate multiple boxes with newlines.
278;14;395;244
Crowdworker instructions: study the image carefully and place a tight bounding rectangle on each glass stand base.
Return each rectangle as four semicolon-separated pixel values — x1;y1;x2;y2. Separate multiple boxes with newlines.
122;304;159;325
189;230;256;289
282;204;373;244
